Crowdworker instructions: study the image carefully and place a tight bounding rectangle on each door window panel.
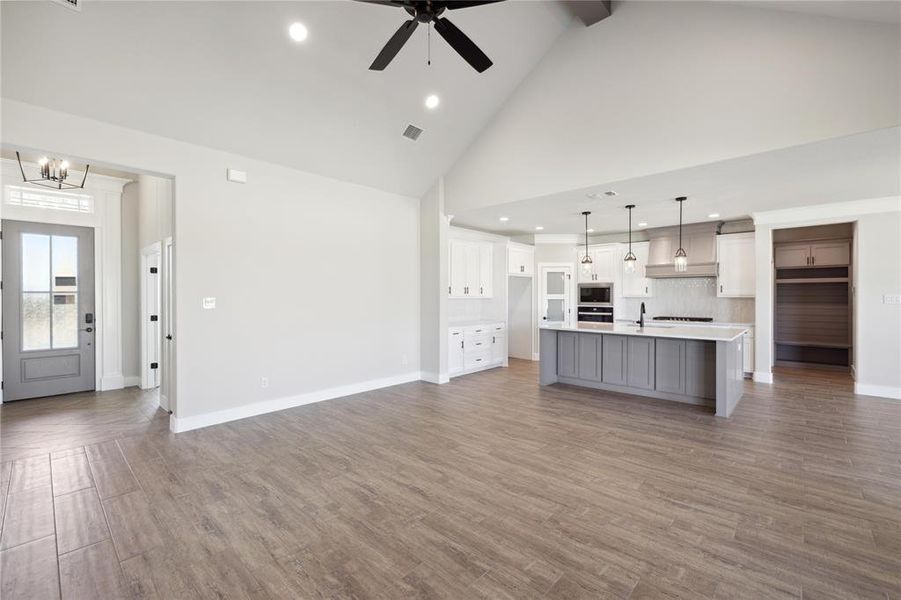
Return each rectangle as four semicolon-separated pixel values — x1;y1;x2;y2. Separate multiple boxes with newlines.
22;292;51;350
52;294;78;348
546;271;565;295
547;299;565;322
22;234;50;292
20;233;80;351
52;236;78;292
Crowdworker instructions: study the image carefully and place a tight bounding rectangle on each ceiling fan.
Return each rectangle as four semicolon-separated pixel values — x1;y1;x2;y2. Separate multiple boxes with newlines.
357;0;504;73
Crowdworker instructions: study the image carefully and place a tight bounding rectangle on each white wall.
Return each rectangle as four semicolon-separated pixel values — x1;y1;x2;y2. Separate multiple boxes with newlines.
121;181;140;383
753;197;901;398
1;100;421;430
137;174;172;250
444;1;901;212
419;179;448;384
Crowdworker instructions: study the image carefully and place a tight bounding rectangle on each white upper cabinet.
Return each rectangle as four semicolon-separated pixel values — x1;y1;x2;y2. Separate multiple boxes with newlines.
621;241;653;298
717;233;756;297
449;239;493;298
507;244;534;276
577;245;618;283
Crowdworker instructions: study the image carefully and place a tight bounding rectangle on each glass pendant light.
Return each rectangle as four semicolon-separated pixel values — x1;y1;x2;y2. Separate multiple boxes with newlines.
623;204;637;274
580;211;593;278
674;196;688;272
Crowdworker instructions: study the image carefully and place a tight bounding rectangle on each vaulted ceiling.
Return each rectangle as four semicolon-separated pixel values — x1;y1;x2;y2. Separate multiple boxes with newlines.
0;0;571;198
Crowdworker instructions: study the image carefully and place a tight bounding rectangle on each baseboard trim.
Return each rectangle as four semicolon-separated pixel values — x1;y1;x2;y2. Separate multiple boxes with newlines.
123;376;141;388
99;374;125;391
854;383;901;400
170;371;422;433
419;371;449;384
753;371;773;384
532;352;540;361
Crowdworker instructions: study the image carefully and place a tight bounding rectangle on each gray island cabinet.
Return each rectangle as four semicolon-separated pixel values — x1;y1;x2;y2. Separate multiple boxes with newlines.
540;323;747;417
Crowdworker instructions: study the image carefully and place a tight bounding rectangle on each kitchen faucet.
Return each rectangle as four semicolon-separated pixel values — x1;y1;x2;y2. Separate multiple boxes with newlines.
638;302;646;328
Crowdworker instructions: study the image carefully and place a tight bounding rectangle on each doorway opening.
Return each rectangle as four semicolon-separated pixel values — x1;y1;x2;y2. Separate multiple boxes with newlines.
772;222;854;379
1;152;175;418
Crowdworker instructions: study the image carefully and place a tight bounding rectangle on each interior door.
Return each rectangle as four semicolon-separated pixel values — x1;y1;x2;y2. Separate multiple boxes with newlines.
2;220;95;401
540;265;572;327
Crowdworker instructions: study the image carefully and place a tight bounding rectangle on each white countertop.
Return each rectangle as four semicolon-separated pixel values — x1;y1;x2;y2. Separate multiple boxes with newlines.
449;320;505;329
542;322;747;342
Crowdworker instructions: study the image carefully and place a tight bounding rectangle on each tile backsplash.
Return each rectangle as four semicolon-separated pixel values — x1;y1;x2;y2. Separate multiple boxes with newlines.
620;278;754;324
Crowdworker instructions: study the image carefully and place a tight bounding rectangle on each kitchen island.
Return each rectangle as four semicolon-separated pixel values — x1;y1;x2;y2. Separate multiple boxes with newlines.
540;322;748;417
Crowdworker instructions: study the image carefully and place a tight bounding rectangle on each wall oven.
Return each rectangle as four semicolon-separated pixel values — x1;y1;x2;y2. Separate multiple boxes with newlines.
577;305;614;323
578;282;613;306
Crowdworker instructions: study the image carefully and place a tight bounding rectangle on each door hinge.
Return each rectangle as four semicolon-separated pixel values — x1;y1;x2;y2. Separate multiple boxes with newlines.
150;362;159;370
150;267;158;274
150;315;158;322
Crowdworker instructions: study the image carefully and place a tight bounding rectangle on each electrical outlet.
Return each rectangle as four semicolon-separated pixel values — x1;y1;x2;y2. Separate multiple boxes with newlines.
202;297;216;310
884;294;901;305
401;354;409;366
260;377;269;389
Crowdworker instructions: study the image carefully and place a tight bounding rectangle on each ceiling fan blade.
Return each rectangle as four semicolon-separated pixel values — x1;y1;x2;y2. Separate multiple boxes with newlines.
354;0;408;7
433;17;493;73
369;19;419;70
444;0;506;9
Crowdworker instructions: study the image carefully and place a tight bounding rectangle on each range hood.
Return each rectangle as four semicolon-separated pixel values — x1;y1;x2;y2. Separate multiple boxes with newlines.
644;222;722;278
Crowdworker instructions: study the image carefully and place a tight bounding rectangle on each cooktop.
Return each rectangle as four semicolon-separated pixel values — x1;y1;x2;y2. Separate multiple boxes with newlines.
653;316;714;322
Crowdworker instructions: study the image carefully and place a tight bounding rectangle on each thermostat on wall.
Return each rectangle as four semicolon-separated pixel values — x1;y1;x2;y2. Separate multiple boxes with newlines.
226;169;247;184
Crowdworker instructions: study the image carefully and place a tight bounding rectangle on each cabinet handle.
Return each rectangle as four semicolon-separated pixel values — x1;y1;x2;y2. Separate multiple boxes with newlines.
448;286;451;294
720;284;723;293
812;256;815;265
645;286;648;294
520;265;524;273
480;287;483;294
461;341;464;348
492;336;496;343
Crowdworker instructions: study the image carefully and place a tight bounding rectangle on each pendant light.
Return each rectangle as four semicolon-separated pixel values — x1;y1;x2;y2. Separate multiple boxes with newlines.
16;151;90;191
674;196;688;272
623;204;637;274
580;211;593;278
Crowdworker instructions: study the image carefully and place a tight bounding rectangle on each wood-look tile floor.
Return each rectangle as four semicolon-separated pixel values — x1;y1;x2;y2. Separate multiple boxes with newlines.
1;361;899;599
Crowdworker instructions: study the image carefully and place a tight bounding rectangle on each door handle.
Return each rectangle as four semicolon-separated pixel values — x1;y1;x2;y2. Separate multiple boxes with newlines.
166;335;173;341
81;327;93;333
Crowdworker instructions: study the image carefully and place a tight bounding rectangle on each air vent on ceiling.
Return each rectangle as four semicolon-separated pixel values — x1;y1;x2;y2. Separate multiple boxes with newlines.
402;124;423;141
51;0;81;10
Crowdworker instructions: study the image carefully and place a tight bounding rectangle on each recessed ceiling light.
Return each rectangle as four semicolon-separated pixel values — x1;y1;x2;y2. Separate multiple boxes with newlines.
425;94;440;110
638;222;648;228
708;213;720;218
604;190;617;196
535;226;544;231
289;22;308;42
499;216;509;222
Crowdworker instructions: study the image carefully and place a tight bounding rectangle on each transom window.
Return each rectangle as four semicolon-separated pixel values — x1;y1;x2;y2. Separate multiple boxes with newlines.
6;185;93;214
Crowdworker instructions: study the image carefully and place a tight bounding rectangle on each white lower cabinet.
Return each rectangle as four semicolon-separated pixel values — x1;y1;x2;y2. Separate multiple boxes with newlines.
448;322;506;378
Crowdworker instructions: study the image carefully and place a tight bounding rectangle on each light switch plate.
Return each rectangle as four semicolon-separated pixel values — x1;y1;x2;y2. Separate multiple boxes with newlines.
884;294;901;305
202;297;216;309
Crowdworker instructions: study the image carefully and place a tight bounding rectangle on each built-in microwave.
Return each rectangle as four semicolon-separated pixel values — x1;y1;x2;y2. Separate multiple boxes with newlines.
578;282;613;306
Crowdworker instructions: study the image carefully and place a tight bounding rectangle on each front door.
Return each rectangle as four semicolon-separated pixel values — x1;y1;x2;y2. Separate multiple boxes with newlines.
2;220;95;401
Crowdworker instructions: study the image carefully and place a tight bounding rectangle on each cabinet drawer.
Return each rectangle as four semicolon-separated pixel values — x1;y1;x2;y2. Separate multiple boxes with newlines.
464;349;492;370
464;336;491;354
